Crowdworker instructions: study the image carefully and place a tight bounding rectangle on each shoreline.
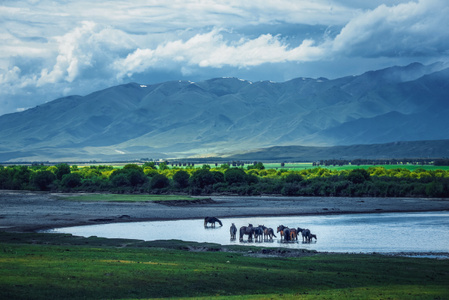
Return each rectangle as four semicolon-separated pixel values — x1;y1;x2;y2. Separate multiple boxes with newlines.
1;190;449;233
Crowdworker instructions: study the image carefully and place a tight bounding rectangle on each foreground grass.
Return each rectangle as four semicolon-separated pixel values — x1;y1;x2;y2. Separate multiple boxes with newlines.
1;232;448;299
58;194;205;202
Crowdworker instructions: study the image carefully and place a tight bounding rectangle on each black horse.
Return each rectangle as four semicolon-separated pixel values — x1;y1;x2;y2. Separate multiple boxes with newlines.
239;224;254;241
204;217;223;227
230;223;237;239
253;226;264;242
297;227;311;242
283;228;291;241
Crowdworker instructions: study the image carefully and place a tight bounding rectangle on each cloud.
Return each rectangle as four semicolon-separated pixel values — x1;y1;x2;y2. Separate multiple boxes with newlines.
0;0;448;116
332;0;449;57
114;29;325;79
37;21;134;86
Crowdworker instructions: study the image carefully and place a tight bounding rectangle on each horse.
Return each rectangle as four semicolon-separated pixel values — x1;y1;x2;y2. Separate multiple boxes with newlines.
309;233;317;241
230;223;237;240
204;217;223;227
253;226;264;242
289;227;298;241
283;228;291;241
260;225;276;241
277;225;287;240
297;227;311;242
239;224;254;241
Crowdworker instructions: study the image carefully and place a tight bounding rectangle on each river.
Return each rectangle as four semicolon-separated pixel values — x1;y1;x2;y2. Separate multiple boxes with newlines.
47;211;449;255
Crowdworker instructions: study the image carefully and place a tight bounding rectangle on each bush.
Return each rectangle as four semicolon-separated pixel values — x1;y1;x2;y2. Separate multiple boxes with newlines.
32;171;56;191
61;173;82;188
55;163;71;180
173;170;190;189
190;169;216;189
347;169;370;184
150;174;170;189
224;168;246;185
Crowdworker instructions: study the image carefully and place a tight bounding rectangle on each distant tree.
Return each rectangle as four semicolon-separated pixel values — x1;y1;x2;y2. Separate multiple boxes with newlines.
173;170;190;189
143;161;157;169
347;169;370;184
128;169;147;186
32;170;56;190
220;163;230;169
13;166;31;189
110;172;129;187
224;168;246;185
190;169;216;188
123;164;142;172
61;173;82;188
150;174;170;189
158;162;169;170
55;163;71;180
284;172;303;183
211;171;225;184
247;162;265;170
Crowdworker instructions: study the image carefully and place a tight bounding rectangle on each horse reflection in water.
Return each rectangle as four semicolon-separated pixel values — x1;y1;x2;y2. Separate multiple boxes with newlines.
239;224;254;241
204;217;222;228
230;223;237;240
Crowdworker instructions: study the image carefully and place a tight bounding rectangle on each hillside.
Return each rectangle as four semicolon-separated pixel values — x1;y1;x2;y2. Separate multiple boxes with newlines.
223;140;449;162
0;62;448;162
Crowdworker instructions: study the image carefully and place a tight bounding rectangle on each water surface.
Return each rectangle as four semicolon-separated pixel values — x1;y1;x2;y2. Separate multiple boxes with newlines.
48;212;449;253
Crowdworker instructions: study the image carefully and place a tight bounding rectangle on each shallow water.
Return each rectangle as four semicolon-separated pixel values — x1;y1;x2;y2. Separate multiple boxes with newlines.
47;212;449;253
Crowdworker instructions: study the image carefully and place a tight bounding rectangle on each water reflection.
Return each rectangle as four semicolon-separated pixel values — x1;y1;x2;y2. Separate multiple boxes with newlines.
47;212;449;253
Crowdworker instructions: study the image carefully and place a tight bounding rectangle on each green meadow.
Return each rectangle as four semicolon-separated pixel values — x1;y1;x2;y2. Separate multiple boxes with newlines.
58;194;205;202
0;232;448;299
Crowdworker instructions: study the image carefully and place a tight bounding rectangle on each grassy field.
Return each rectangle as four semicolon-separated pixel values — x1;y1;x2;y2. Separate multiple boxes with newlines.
263;163;449;171
1;232;448;299
58;194;206;202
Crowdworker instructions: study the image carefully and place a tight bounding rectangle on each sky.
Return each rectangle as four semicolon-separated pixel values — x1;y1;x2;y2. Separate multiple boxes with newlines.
1;0;448;116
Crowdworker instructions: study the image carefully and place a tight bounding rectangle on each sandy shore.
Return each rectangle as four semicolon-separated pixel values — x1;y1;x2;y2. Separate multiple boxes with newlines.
1;190;448;233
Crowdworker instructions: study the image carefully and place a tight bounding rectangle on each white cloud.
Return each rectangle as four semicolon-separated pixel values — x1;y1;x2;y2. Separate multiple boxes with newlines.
332;0;449;57
37;21;134;86
114;29;325;79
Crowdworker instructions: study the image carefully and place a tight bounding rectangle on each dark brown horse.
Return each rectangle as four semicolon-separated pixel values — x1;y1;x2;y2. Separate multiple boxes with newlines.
289;228;298;241
260;225;276;240
204;217;222;227
277;225;287;240
239;224;254;241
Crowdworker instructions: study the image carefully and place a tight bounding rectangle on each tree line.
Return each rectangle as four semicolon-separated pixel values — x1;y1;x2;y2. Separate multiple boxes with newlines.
0;162;448;198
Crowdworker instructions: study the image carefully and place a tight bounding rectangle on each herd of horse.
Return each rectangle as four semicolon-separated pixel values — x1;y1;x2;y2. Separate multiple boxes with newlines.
204;217;317;243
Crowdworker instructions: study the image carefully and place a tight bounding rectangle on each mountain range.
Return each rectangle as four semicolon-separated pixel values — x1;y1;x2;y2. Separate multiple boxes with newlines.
1;62;448;162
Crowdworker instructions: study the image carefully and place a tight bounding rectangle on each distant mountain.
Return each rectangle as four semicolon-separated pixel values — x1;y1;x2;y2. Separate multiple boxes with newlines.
223;140;449;162
0;62;448;162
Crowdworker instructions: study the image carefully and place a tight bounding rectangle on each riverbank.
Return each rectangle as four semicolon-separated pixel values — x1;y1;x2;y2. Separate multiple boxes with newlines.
1;190;448;232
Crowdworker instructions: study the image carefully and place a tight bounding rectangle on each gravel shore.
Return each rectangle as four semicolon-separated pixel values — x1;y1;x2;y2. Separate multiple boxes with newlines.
1;190;448;233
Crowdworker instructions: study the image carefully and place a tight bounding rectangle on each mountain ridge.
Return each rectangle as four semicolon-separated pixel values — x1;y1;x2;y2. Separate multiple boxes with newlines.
1;62;448;162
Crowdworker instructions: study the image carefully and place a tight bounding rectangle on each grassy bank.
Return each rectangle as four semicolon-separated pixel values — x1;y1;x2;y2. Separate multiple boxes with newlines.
1;232;448;299
57;194;206;202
